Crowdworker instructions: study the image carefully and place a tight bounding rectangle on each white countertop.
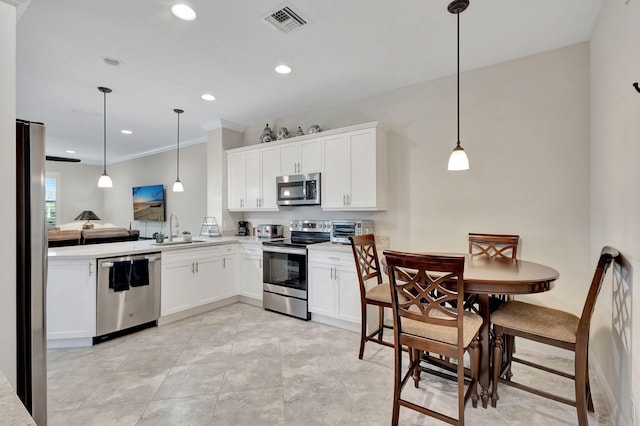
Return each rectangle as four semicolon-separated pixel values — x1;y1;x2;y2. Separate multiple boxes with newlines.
48;236;279;259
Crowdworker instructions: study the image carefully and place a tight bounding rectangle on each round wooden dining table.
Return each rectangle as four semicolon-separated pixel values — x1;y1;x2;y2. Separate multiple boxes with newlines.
382;252;560;408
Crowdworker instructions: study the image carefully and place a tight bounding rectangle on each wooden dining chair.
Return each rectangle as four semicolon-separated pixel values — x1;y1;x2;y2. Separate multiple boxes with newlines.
348;234;394;359
468;233;519;260
491;246;620;426
384;250;482;426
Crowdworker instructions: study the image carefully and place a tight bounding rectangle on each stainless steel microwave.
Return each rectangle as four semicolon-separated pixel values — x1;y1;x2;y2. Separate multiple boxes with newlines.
276;173;321;206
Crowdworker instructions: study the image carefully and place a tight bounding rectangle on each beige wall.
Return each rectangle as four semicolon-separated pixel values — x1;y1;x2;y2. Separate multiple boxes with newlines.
590;0;639;423
45;161;103;224
0;1;16;386
245;42;592;315
104;143;208;238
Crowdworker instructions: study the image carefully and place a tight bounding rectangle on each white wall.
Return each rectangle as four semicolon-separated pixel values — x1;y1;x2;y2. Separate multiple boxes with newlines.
104;143;208;238
590;1;639;424
45;161;103;224
0;1;17;387
245;43;592;315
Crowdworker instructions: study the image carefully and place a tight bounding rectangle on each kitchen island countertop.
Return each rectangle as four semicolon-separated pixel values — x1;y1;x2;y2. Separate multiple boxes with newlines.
48;236;280;259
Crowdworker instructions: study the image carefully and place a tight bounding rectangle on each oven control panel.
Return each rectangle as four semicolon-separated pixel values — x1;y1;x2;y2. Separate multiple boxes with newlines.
290;220;332;232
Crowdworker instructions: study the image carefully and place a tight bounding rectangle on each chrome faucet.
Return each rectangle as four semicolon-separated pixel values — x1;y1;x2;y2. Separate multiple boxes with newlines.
169;212;179;242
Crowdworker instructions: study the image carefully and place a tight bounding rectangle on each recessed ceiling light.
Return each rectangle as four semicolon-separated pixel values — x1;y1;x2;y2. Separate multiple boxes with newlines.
102;56;122;67
121;130;133;135
201;94;216;101
65;150;76;154
275;64;292;74
171;4;197;21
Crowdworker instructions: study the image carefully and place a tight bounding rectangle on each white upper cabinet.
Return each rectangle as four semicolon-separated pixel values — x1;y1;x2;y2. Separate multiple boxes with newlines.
226;122;386;212
227;147;280;211
279;139;322;175
322;126;388;211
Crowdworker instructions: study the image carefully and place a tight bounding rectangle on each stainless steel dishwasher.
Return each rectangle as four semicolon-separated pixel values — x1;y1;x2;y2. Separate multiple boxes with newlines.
96;252;161;339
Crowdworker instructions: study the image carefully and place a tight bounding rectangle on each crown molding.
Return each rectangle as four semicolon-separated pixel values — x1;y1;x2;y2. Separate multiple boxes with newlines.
200;119;246;133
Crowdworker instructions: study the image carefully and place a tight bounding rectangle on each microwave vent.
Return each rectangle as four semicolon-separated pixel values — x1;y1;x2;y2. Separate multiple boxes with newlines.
263;3;308;33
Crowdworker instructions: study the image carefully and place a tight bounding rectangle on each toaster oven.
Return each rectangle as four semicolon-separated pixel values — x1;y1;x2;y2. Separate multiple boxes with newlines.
330;220;374;244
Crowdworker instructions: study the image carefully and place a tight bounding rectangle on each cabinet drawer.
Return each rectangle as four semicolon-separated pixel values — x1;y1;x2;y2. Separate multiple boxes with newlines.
308;251;355;268
239;244;262;256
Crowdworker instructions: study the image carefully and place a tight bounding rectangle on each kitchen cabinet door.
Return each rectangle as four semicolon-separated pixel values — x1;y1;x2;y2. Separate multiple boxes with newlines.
321;134;350;209
239;250;263;300
260;147;280;209
336;266;361;323
217;255;236;300
308;262;338;316
228;151;247;210
161;260;194;316
47;259;96;341
245;149;261;209
280;139;322;175
192;256;220;306
322;127;387;210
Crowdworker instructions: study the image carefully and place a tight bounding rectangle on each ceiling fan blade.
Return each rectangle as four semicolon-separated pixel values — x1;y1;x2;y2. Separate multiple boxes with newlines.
46;155;81;163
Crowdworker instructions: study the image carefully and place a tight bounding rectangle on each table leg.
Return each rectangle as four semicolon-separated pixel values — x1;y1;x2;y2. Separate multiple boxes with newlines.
478;294;491;408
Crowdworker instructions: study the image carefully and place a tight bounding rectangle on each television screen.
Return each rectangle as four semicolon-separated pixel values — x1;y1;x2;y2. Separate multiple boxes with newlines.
132;184;165;221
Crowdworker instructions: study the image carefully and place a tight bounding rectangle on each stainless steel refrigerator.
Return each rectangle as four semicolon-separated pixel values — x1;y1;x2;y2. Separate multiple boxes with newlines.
16;119;47;425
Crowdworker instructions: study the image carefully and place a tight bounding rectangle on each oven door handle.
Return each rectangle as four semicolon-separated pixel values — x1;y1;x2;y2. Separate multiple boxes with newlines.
263;246;307;255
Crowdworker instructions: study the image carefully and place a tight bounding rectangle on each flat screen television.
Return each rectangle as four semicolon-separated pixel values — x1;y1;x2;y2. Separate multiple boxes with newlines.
132;184;165;221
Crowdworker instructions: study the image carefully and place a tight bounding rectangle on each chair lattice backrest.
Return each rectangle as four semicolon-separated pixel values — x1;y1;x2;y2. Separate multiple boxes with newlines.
384;251;466;345
469;233;519;259
349;234;383;294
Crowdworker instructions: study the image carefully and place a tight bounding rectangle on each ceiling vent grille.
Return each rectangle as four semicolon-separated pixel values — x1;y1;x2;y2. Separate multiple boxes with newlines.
263;3;308;33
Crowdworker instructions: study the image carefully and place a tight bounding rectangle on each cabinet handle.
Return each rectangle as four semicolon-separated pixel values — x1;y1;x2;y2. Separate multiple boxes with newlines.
347;194;351;205
329;256;340;261
330;267;334;280
343;194;346;205
192;262;195;274
196;262;199;273
89;262;94;276
259;258;262;268
223;258;226;268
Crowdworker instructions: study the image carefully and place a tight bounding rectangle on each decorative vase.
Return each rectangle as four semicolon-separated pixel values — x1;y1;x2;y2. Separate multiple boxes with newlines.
308;124;321;134
295;126;304;136
260;123;276;143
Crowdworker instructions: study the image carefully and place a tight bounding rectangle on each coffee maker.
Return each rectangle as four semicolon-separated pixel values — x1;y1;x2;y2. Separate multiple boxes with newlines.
237;221;250;236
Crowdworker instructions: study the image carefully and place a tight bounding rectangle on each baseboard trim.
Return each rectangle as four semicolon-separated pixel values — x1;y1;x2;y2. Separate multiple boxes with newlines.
158;296;240;326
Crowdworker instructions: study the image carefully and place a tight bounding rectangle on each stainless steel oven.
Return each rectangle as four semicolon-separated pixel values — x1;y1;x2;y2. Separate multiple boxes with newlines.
276;173;321;206
262;220;331;320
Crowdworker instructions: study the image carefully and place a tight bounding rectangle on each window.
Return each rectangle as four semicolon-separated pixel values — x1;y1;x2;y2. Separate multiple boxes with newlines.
45;176;57;226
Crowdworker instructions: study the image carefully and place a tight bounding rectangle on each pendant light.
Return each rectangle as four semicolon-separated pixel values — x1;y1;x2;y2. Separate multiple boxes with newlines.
97;86;113;187
172;108;184;192
447;0;470;171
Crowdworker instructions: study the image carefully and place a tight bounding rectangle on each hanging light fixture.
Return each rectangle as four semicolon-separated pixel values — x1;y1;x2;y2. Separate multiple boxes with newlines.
447;0;470;171
173;108;184;192
97;86;113;187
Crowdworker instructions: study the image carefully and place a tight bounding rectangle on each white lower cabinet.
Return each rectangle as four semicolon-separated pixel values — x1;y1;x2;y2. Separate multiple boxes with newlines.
161;244;236;316
47;259;96;344
238;245;263;301
308;250;361;324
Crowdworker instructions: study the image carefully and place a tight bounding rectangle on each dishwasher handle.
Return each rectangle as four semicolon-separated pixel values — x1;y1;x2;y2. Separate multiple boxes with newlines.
101;255;161;268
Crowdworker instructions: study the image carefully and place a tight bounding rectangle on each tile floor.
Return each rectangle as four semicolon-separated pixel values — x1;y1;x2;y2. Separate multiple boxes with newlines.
47;303;612;425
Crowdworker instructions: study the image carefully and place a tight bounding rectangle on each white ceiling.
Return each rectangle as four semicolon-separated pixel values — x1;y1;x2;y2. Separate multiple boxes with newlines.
15;0;602;165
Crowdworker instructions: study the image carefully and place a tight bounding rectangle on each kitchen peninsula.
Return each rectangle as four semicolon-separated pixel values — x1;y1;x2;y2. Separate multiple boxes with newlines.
47;237;269;348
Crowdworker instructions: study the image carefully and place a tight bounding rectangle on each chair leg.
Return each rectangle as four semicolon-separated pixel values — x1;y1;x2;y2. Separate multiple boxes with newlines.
457;350;465;424
469;338;480;408
575;349;589;426
392;342;403;426
358;303;367;360
411;349;422;388
377;306;384;343
504;335;514;380
491;328;504;408
585;351;594;412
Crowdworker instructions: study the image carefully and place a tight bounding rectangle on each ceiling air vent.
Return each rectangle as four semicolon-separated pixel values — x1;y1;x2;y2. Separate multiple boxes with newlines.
263;3;308;33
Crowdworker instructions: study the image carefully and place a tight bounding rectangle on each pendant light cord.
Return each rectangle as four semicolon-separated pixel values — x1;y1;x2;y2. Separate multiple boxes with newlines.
176;112;180;179
103;90;107;173
457;12;460;146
